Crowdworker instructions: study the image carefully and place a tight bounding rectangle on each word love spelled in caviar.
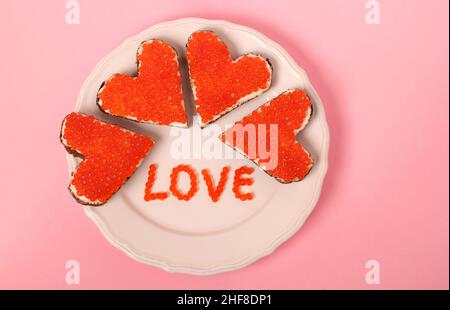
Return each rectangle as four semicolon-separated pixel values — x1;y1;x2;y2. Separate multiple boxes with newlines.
144;164;254;203
221;89;314;183
61;113;154;205
97;39;187;126
186;31;272;127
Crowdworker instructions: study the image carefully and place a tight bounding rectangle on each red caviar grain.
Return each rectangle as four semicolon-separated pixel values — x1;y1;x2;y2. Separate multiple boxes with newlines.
201;166;230;202
61;112;154;205
221;89;313;183
98;40;187;126
170;164;198;201
186;31;271;126
232;166;255;201
144;164;169;201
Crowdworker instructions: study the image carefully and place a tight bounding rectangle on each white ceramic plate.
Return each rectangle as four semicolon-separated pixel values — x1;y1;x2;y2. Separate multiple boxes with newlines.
68;18;329;275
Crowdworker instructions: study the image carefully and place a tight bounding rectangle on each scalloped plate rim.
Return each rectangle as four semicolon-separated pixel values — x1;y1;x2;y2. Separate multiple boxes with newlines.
67;17;330;275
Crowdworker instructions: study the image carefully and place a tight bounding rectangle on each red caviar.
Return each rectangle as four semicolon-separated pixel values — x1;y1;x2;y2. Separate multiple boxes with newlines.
201;167;230;202
169;164;198;201
221;89;313;183
98;40;187;126
61;112;154;205
232;166;255;201
186;31;272;126
144;164;169;201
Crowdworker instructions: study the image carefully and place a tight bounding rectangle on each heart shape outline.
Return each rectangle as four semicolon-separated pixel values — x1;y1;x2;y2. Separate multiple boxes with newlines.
186;31;272;127
220;89;313;183
97;39;187;127
61;112;154;205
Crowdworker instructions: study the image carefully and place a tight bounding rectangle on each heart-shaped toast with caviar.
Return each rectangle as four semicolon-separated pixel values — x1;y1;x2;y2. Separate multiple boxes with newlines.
61;113;154;205
97;40;187;126
186;31;272;127
221;89;313;183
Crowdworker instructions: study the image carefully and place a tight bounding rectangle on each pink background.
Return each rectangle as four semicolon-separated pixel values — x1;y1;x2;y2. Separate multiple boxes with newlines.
0;0;448;289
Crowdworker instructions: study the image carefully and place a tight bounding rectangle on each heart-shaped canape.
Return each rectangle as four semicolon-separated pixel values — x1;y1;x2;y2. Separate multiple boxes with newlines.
220;89;313;183
61;113;155;205
97;39;187;126
186;31;272;127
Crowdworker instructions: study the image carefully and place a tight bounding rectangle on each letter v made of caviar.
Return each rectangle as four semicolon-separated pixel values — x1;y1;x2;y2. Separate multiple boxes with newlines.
220;89;313;183
61;113;154;205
